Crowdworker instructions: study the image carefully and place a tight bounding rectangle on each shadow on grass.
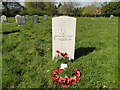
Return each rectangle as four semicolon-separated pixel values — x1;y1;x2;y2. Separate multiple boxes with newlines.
75;47;96;59
2;30;20;35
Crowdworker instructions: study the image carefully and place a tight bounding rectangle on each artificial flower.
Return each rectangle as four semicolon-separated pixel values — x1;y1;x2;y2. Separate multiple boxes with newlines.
51;67;81;87
56;50;60;53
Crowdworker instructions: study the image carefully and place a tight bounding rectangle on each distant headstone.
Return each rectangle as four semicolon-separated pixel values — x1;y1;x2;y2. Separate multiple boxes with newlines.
32;15;38;23
52;16;76;60
110;15;113;18
44;15;48;20
1;15;7;22
22;16;25;20
17;16;25;26
15;15;21;23
25;15;28;20
54;15;58;17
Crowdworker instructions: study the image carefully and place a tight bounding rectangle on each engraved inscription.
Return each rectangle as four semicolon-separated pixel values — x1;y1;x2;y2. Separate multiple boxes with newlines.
54;28;73;41
54;35;73;41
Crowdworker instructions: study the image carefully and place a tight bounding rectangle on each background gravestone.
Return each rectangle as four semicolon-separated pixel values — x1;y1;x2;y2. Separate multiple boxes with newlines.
1;15;7;22
54;15;58;17
110;15;113;18
52;16;76;60
25;15;28;20
44;15;48;20
17;16;25;26
32;15;38;23
15;15;21;23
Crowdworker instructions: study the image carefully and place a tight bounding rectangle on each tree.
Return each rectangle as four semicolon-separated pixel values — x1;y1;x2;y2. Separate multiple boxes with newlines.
77;7;84;16
100;2;108;7
57;0;81;16
25;2;45;10
102;1;120;16
82;6;98;16
2;2;23;16
58;3;74;15
24;2;57;15
58;3;62;8
44;2;57;15
23;2;45;15
91;2;101;7
58;2;78;15
2;1;8;11
73;8;79;16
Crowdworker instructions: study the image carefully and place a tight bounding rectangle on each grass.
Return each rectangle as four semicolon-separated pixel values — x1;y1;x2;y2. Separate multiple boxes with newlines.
2;16;118;88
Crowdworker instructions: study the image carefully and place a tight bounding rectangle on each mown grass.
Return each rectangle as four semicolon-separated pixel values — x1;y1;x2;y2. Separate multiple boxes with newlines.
2;16;118;88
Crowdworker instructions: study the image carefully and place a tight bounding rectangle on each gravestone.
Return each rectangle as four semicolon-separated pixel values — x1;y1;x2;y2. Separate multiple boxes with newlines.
25;15;28;20
17;16;25;26
1;15;7;22
22;16;25;19
110;15;113;18
44;15;48;20
32;15;38;23
54;15;58;17
52;16;76;60
15;15;21;23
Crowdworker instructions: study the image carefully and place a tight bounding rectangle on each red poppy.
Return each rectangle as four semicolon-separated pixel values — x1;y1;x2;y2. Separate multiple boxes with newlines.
58;69;63;74
56;50;60;53
60;84;70;87
71;81;76;85
52;68;63;75
61;53;65;56
64;54;68;58
61;53;68;58
51;75;59;81
56;50;68;58
69;77;76;81
51;67;81;87
69;67;75;69
58;77;66;83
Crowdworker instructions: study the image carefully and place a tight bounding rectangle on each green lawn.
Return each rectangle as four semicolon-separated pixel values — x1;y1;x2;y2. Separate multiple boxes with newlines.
2;16;118;88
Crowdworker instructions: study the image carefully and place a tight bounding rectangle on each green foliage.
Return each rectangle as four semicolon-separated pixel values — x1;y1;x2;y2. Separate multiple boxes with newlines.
58;3;75;15
2;16;118;88
24;2;57;16
59;68;74;77
2;2;23;16
82;6;97;16
102;2;120;16
77;7;84;16
58;3;62;8
20;9;28;15
25;2;45;10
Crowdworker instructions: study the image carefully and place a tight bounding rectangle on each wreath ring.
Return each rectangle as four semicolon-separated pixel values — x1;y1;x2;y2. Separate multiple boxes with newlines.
50;67;81;87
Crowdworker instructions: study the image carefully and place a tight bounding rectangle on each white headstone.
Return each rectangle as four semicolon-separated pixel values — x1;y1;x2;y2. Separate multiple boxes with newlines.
110;15;113;18
44;15;48;20
15;15;21;23
1;15;7;22
52;16;76;60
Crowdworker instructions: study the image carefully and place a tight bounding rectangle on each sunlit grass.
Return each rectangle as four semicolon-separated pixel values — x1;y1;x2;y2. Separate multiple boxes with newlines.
2;16;118;88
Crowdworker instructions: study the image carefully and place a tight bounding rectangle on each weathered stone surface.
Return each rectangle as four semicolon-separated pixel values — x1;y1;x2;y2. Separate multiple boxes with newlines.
1;15;7;22
52;16;76;60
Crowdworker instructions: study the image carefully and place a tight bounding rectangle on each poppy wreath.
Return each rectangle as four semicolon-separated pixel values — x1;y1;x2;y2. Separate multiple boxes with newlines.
50;67;81;87
56;50;68;58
